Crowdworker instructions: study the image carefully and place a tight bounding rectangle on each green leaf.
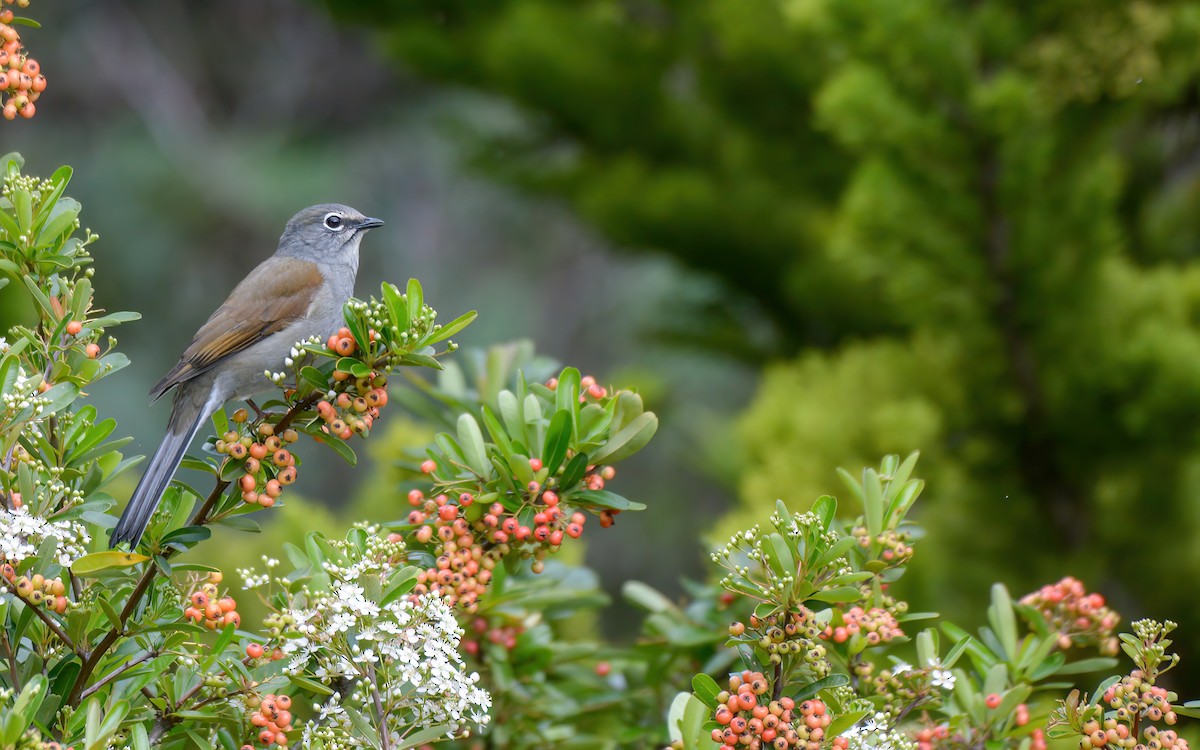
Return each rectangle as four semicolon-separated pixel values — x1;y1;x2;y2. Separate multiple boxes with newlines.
288;674;335;696
691;674;721;707
161;525;212;548
560;452;589;490
424;309;476;345
590;411;658;464
542;409;572;475
397;725;454;750
988;583;1019;661
810;586;863;603
792;674;851;702
573;489;646;512
72;550;150;575
456;413;492;479
382;281;408;331
406;278;424;328
811;496;836;528
321;434;358;465
622;580;676;613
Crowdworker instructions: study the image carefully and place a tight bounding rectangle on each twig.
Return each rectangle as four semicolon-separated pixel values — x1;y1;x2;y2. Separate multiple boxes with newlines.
0;576;80;655
80;649;155;700
771;659;784;702
368;663;393;750
2;631;20;691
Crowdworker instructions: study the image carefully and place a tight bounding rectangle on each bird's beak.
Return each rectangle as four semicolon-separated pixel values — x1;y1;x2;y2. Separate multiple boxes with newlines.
357;217;385;231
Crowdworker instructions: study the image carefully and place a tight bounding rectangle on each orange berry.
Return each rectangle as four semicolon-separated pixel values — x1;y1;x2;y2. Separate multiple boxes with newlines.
265;479;282;498
84;342;100;358
246;643;264;659
218;596;237;613
334;337;355;356
276;694;292;710
259;495;276;508
271;449;291;467
191;591;209;608
277;466;297;485
240;474;257;492
65;320;82;336
222;611;241;628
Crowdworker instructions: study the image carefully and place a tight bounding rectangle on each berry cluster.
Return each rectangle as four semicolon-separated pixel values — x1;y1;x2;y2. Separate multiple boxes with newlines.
1020;576;1119;654
0;2;45;121
402;454;619;610
820;606;903;646
314;327;390;439
711;672;827;750
912;723;950;750
1093;670;1182;750
850;526;913;566
728;609;831;676
462;616;524;657
216;414;301;509
183;572;241;629
547;373;609;402
241;692;294;749
2;565;68;613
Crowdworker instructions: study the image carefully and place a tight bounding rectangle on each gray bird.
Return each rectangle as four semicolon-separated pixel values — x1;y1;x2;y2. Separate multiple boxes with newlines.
109;204;383;548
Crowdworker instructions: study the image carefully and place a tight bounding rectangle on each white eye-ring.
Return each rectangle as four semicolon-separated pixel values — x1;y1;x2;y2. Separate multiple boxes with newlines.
323;212;346;231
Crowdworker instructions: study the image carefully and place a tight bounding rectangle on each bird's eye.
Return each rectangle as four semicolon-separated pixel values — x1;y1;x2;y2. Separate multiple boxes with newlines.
323;213;345;231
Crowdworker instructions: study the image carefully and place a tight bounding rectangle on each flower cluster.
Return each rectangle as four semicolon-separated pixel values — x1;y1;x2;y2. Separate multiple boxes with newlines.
242;529;491;745
1020;576;1119;654
838;713;917;750
0;505;89;566
0;1;44;121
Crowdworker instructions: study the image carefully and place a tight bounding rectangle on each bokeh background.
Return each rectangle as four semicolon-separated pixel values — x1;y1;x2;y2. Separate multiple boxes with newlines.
6;0;1200;690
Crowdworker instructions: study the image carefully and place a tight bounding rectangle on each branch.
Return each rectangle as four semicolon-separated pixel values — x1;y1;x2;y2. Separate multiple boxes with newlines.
65;477;228;706
65;390;319;706
80;649;155;700
368;663;393;750
0;576;80;655
1;631;20;691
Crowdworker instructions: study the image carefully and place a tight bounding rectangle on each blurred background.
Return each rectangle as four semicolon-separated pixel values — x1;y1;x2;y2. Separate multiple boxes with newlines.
6;0;1200;690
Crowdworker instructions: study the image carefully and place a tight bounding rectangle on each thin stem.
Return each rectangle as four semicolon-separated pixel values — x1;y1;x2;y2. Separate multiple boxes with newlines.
80;649;155;700
2;631;21;691
771;659;784;702
369;663;393;750
0;576;79;654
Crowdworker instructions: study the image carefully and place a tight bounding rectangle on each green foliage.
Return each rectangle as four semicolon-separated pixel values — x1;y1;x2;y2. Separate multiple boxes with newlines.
323;0;1200;681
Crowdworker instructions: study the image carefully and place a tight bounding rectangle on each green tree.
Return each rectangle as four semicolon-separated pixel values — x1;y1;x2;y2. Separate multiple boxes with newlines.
323;0;1200;676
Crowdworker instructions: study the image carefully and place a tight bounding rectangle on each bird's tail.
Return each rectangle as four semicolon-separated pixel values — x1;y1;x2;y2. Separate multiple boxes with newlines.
110;395;208;549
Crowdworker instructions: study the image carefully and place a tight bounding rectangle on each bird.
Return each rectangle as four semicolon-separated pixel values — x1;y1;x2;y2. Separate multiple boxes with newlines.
109;204;384;549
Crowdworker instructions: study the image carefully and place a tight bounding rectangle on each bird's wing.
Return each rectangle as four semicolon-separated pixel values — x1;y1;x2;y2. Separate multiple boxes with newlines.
150;256;325;400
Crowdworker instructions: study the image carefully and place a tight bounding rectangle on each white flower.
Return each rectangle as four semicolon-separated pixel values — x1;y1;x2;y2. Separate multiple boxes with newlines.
891;660;912;675
930;669;955;689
